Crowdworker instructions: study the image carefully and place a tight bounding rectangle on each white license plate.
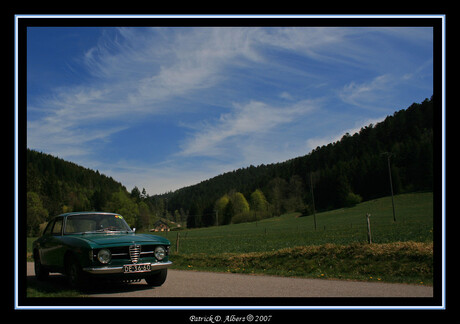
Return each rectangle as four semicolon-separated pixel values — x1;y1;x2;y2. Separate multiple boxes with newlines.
124;263;151;273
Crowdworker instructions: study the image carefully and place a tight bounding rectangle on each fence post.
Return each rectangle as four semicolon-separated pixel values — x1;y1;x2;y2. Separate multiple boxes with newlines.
176;232;180;253
366;213;372;244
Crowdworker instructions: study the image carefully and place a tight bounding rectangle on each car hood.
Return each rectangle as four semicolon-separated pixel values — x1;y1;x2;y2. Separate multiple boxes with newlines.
77;233;170;247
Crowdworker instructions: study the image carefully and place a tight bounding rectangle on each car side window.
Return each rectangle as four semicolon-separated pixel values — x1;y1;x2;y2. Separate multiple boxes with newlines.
51;218;63;236
43;220;54;236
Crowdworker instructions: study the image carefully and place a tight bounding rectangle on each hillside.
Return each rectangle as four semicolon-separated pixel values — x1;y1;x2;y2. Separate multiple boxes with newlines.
158;97;434;227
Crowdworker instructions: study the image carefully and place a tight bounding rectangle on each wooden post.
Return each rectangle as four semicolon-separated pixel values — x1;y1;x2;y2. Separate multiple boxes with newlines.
366;213;372;244
382;152;397;222
387;155;396;222
176;232;180;253
310;172;317;231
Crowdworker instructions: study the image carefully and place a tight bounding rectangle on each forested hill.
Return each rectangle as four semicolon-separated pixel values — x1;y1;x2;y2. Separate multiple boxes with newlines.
27;150;125;234
162;97;434;227
27;149;175;236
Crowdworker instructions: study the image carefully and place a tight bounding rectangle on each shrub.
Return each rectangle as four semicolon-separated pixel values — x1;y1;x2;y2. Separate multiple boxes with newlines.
231;211;253;224
345;192;363;207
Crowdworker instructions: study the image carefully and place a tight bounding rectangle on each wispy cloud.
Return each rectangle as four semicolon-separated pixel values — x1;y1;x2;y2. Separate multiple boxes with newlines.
27;114;128;159
339;60;432;112
27;28;265;158
339;74;395;111
179;99;319;161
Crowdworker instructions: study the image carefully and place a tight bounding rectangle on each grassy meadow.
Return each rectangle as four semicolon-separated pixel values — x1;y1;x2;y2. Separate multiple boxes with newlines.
157;192;434;255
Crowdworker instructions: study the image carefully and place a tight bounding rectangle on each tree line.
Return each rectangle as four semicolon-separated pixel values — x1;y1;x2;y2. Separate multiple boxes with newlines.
26;97;434;234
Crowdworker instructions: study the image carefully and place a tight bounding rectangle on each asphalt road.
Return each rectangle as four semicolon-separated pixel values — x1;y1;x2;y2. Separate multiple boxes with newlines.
26;262;432;298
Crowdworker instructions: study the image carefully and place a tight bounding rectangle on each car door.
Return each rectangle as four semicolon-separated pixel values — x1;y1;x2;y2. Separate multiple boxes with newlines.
39;217;64;268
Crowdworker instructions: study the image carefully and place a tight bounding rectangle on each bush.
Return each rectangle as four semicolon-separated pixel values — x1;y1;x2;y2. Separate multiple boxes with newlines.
231;211;253;224
345;192;363;207
231;210;273;224
300;204;314;216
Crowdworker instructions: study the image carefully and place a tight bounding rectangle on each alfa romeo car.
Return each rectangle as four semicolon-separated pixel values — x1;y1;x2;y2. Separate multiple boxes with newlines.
33;212;172;289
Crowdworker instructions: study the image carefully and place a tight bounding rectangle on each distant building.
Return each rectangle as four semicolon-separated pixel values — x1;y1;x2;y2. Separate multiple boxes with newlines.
151;219;170;232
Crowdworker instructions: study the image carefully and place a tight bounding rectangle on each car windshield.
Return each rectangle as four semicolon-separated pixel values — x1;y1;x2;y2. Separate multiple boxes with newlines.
64;214;132;234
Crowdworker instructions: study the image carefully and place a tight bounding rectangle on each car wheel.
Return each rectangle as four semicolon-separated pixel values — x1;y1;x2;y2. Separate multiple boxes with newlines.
66;256;86;289
33;251;49;281
145;269;167;287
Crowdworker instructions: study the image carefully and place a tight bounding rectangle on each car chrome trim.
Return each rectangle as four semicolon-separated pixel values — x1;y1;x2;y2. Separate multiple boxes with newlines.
83;261;172;274
129;244;141;263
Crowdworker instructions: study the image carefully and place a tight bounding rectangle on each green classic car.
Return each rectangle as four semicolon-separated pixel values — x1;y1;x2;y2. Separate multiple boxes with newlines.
33;212;172;288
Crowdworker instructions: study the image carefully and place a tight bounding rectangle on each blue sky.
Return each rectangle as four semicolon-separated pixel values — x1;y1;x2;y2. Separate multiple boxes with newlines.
27;26;433;195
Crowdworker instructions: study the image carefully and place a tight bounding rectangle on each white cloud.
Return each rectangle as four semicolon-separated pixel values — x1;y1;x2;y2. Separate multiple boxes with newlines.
339;74;395;111
27;115;128;159
178;99;318;160
279;91;294;100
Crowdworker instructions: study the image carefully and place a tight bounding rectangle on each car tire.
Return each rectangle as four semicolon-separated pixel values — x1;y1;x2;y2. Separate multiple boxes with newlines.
66;255;87;289
145;269;167;287
33;251;49;281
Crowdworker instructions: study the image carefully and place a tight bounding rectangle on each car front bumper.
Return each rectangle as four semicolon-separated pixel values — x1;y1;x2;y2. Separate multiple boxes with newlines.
83;261;172;275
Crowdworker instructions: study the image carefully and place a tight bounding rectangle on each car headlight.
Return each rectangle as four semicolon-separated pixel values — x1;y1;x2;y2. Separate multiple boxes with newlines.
97;249;112;264
154;246;166;261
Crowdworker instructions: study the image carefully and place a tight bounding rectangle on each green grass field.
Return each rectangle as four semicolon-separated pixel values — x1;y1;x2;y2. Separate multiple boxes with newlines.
156;192;433;254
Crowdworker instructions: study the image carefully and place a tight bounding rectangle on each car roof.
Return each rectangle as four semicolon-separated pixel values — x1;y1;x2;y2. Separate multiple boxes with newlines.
57;211;118;217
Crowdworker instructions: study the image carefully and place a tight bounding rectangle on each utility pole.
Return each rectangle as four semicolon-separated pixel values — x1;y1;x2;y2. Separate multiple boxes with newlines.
366;213;372;244
310;172;317;230
383;152;396;222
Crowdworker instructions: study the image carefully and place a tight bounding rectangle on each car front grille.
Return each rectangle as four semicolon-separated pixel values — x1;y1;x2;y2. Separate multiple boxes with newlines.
129;244;141;263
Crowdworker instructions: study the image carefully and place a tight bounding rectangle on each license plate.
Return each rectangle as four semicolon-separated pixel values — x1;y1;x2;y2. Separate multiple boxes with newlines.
123;263;151;273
